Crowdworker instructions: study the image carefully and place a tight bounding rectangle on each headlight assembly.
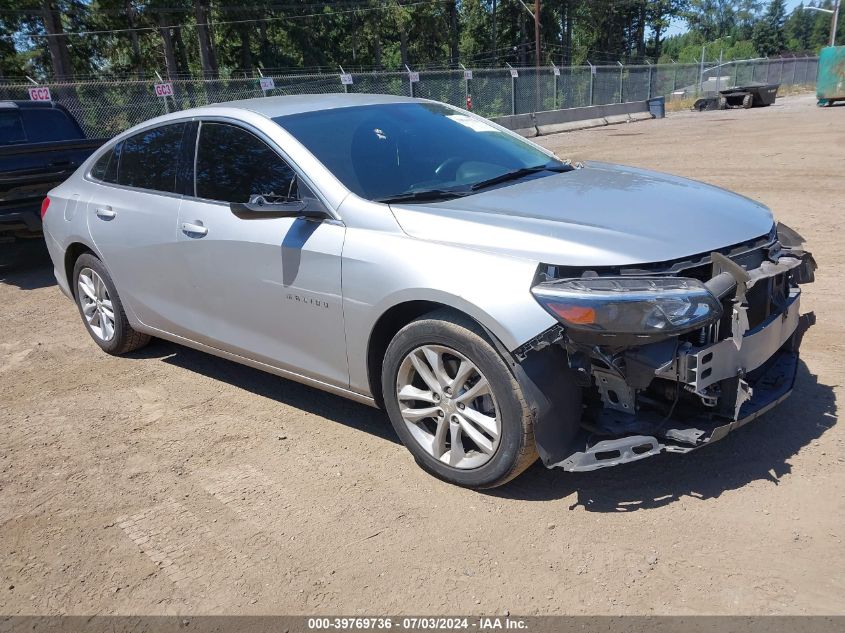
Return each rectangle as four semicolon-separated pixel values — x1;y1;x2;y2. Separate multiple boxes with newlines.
531;276;722;339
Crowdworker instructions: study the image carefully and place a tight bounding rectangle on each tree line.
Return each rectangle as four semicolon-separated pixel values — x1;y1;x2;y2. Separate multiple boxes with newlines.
0;0;841;82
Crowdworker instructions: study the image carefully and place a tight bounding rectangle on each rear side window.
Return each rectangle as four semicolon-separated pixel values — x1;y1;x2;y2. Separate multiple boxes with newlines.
19;108;84;143
118;123;186;193
90;148;114;181
195;122;296;203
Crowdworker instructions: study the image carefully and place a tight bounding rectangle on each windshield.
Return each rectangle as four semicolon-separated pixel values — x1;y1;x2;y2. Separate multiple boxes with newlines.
273;103;564;202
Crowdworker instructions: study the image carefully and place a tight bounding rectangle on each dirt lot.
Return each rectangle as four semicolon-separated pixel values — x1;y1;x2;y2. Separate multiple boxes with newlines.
1;93;843;616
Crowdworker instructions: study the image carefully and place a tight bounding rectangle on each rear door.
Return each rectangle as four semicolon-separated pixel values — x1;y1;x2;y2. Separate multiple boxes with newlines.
175;120;348;386
86;122;191;333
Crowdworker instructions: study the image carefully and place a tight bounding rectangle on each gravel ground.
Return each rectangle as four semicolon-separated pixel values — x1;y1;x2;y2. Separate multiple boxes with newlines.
1;93;843;616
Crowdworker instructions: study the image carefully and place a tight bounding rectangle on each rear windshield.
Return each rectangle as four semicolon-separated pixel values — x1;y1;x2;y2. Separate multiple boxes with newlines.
0;107;84;145
273;102;554;201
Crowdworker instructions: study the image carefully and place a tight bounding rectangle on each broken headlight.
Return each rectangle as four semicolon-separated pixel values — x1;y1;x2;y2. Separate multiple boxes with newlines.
531;277;722;339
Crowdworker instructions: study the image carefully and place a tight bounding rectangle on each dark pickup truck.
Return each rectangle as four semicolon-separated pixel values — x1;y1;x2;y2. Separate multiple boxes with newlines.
1;100;108;246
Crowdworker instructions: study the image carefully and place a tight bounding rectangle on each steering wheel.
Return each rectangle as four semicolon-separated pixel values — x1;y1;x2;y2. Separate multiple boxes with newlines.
433;157;464;181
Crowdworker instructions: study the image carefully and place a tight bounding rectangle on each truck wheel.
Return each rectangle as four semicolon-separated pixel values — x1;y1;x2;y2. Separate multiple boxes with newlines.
742;94;753;109
72;253;150;355
382;310;537;489
718;96;727;110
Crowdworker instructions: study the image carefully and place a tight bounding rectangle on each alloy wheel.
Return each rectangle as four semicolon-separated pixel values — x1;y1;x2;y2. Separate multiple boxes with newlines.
77;267;115;342
396;344;501;469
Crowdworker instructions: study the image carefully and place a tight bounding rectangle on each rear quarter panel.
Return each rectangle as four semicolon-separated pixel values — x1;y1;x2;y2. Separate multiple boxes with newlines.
42;176;101;300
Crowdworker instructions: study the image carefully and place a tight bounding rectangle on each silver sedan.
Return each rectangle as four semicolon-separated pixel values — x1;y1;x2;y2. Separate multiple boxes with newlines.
42;94;815;488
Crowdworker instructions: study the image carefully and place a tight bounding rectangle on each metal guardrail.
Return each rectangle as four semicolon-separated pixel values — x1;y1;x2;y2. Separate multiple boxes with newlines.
0;57;819;139
494;99;656;137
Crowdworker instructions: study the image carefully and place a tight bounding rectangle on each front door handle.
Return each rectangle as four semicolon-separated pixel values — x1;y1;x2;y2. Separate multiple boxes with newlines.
95;207;116;220
181;221;208;237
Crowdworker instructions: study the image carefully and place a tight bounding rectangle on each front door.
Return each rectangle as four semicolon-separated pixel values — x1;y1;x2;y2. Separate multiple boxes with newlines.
175;121;348;388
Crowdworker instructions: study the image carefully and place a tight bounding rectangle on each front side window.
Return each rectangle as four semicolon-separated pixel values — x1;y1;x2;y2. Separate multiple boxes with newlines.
118;123;186;193
195;122;296;203
0;111;26;145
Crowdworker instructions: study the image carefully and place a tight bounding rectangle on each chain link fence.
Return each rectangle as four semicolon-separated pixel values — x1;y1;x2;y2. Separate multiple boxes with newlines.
0;56;818;139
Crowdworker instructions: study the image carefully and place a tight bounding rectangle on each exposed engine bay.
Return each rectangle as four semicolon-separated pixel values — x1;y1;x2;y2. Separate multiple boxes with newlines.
519;223;817;471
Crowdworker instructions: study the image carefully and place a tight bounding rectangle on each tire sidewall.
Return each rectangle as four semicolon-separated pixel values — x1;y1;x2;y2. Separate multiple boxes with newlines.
382;317;528;488
72;253;127;354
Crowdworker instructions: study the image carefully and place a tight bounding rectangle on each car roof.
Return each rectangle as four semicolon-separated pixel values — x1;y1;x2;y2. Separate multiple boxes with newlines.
0;100;68;110
200;93;425;119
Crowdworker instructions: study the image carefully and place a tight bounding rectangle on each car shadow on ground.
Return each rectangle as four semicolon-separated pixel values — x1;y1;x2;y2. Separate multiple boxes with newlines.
128;340;400;445
0;243;55;290
491;361;837;510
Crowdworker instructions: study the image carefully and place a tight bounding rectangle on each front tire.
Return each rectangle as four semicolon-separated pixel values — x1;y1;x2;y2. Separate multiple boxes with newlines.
73;253;150;355
382;310;537;488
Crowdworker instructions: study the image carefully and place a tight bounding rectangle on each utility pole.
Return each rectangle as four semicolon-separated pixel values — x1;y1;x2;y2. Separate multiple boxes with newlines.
514;0;542;109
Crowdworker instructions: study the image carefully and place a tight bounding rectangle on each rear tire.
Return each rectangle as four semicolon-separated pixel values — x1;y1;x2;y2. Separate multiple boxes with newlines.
742;93;753;109
72;253;150;355
382;310;537;488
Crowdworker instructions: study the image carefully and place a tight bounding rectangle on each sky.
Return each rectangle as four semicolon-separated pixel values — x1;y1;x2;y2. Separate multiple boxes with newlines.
664;0;811;37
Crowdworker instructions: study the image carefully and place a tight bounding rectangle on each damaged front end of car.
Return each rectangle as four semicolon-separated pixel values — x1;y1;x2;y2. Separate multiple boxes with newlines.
518;223;817;472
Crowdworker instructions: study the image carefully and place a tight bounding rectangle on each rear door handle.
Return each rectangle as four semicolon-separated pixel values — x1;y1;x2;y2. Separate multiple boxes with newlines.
181;221;208;237
95;207;116;220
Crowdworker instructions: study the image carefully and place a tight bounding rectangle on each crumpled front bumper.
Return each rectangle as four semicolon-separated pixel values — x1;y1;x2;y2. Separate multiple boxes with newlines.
555;344;805;472
547;234;816;473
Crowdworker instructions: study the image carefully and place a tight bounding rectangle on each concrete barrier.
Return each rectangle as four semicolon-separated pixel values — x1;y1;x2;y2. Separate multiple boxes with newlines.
493;100;656;137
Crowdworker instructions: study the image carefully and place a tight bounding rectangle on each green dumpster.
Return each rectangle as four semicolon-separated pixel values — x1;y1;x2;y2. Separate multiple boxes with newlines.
817;45;845;106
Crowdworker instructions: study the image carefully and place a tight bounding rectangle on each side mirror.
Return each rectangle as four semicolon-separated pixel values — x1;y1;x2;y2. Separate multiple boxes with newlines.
230;194;328;220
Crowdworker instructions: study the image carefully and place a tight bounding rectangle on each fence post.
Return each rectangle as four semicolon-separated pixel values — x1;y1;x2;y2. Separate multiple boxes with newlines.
716;49;723;92
587;60;594;106
698;46;705;95
646;60;652;100
155;71;170;114
671;59;677;93
338;66;348;94
618;61;624;103
550;63;558;109
405;64;414;98
506;62;516;115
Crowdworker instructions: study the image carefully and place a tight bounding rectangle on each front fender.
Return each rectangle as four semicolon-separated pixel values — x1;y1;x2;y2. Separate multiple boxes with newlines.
342;227;556;395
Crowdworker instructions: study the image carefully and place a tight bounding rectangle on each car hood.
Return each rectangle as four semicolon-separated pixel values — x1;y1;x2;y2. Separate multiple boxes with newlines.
389;161;774;267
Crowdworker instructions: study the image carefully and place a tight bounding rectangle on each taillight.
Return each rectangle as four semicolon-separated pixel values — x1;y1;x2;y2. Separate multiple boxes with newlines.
40;196;50;219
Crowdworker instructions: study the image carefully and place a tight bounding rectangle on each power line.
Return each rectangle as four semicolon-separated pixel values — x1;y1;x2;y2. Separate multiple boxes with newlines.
0;0;422;16
22;0;451;38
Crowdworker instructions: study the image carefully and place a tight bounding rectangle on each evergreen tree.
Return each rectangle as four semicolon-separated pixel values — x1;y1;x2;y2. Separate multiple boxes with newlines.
752;0;787;56
785;2;815;51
